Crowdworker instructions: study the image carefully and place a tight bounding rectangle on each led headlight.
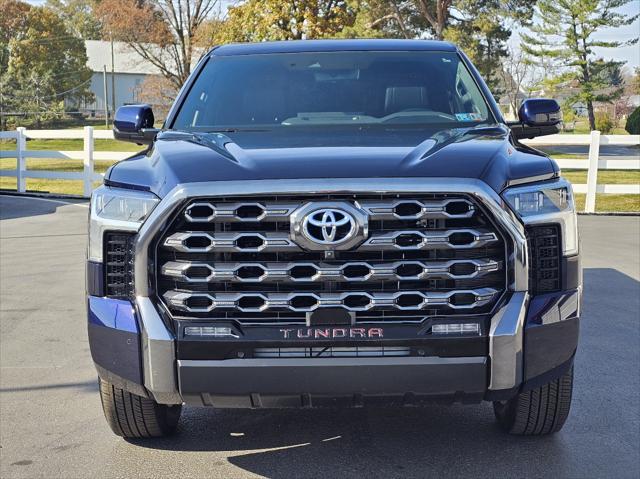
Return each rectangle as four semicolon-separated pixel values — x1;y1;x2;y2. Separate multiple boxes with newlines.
88;185;160;262
502;178;578;255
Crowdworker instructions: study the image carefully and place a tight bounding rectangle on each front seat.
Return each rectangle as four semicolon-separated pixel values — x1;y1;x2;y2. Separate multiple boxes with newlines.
384;86;429;114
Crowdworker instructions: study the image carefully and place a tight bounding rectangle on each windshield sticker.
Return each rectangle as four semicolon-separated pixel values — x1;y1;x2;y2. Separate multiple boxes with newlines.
455;113;483;122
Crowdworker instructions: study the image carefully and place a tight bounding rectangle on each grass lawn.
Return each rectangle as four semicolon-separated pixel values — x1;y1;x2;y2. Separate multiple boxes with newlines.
0;137;142;153
574;194;640;212
540;149;588;160
0;158;117;196
560;119;629;135
563;169;640;185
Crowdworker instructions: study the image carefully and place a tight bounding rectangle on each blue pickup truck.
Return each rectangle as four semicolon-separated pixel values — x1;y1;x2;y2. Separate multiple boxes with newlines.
87;39;580;438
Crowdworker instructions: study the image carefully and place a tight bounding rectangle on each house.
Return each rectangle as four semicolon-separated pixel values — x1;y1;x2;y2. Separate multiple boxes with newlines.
81;40;161;116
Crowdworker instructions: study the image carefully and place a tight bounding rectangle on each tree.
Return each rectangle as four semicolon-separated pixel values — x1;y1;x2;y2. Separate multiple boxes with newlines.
0;3;93;127
0;0;31;71
212;0;361;43
498;46;536;118
623;66;640;96
593;59;625;87
45;0;103;39
136;76;177;120
96;0;221;89
212;0;534;93
625;107;640;134
522;0;639;131
364;1;536;93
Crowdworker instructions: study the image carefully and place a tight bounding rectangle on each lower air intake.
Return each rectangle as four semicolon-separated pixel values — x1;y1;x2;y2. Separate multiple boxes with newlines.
104;232;135;298
527;224;561;294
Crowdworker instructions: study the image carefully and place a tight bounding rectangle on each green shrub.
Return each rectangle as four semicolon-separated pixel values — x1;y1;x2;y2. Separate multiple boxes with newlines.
595;111;614;133
625;107;640;134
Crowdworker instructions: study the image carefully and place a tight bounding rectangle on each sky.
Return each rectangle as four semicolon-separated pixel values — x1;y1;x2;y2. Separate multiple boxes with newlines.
587;2;640;69
26;0;640;68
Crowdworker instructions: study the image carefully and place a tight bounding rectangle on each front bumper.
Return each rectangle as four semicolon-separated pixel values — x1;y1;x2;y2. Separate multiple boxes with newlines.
179;357;488;407
87;288;580;406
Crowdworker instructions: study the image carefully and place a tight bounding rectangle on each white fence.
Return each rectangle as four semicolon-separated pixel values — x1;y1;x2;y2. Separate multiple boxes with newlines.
0;127;639;212
0;126;131;198
523;131;639;213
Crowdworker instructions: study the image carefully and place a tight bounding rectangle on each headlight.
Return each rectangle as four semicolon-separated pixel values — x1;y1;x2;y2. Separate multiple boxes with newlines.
88;185;160;262
502;178;578;255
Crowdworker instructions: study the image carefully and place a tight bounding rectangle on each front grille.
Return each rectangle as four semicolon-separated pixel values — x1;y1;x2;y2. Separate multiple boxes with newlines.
527;224;561;294
254;346;411;358
105;232;135;298
155;194;507;324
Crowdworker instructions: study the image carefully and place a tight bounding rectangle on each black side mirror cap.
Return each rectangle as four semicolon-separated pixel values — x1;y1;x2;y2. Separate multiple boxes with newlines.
113;104;159;145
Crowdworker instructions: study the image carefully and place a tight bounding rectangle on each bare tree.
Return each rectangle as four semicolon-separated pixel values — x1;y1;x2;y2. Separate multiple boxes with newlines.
498;46;534;118
97;0;220;89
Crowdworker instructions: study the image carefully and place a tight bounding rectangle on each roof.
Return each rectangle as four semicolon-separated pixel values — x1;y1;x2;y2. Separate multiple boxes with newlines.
85;40;161;75
212;39;457;56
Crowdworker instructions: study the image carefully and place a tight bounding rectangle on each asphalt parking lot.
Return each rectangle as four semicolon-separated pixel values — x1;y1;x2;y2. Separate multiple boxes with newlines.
0;194;639;479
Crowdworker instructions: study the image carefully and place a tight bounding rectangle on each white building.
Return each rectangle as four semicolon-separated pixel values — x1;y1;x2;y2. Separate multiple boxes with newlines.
82;40;161;116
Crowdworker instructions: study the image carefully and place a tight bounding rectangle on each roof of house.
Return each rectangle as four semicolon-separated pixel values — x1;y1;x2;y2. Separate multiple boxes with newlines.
85;40;161;75
212;39;458;57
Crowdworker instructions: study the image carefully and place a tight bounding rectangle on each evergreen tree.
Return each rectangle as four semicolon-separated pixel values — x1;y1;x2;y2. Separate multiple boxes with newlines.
521;0;638;130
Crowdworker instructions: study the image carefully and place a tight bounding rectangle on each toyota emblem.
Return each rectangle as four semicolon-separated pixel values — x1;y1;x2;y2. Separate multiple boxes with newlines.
290;202;368;251
304;208;355;244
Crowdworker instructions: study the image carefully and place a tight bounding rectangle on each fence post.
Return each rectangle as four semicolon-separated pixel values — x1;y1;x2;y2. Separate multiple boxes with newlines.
83;126;94;198
16;127;26;193
584;130;601;213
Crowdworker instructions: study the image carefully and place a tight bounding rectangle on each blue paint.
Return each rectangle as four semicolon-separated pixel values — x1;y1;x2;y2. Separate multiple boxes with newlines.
113;104;154;133
518;99;561;127
526;289;580;327
88;296;139;334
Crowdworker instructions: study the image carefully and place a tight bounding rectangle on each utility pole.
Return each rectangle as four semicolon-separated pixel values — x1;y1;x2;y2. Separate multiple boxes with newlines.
110;35;116;123
103;65;108;128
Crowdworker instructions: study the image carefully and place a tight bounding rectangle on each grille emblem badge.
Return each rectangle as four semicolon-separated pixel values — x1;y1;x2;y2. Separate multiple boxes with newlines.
291;202;368;251
305;208;355;243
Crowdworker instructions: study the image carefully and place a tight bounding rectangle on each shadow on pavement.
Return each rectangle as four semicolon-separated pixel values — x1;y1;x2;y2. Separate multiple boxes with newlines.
0;194;87;220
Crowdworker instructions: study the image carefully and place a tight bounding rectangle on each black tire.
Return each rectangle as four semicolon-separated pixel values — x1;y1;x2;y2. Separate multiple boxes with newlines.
493;366;574;435
99;378;182;438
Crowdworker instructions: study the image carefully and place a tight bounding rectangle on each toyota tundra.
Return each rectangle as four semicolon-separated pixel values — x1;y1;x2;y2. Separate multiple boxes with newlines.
87;40;580;438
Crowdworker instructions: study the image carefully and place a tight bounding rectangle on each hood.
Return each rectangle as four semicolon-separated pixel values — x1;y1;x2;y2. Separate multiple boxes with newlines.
106;126;557;198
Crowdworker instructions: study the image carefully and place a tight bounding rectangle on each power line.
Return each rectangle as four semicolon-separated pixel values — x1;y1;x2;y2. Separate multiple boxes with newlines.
0;78;92;101
13;35;81;44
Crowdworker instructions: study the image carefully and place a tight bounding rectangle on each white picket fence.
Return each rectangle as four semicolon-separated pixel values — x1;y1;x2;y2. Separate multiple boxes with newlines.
0;127;639;212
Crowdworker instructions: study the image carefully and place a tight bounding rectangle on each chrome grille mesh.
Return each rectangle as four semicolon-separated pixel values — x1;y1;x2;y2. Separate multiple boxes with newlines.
156;193;506;323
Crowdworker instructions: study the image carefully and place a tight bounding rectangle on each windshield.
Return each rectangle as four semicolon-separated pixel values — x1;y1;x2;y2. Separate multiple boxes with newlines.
172;51;494;132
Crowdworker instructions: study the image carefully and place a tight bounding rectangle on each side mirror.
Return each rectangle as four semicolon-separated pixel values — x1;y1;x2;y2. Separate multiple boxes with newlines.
518;99;562;127
113;104;158;145
510;98;562;140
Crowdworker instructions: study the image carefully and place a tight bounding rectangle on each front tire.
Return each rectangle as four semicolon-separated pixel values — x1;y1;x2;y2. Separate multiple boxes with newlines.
99;378;182;438
493;366;573;435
